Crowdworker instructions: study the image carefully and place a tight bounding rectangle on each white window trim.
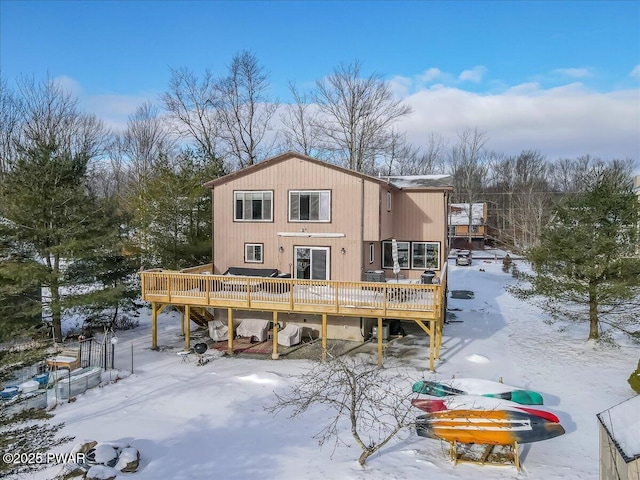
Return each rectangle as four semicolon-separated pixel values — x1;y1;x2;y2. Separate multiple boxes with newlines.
294;246;330;280
382;240;410;269
369;243;374;264
234;191;273;222
244;243;263;263
411;241;440;270
387;191;392;212
289;190;331;222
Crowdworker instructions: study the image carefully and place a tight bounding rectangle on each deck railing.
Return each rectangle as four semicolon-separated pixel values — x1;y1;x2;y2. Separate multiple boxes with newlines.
141;270;444;320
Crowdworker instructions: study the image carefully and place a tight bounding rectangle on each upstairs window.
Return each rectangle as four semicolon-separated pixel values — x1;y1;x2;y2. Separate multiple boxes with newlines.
289;190;331;222
387;191;392;211
234;191;272;221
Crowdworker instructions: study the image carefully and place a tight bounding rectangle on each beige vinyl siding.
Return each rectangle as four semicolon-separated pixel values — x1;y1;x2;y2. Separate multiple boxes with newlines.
389;190;448;279
213;156;367;281
599;423;640;480
363;181;382;241
379;186;394;241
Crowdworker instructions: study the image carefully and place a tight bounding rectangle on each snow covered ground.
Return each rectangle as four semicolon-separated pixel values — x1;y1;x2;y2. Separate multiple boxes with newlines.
33;260;638;479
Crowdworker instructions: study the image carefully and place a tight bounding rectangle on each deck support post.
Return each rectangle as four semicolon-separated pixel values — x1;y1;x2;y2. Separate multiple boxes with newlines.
428;320;435;372
377;317;383;366
321;313;327;362
415;319;436;372
184;305;191;351
272;311;279;360
435;316;442;360
151;302;158;350
227;308;234;355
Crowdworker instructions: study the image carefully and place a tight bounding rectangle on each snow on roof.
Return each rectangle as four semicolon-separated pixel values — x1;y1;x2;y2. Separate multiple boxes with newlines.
598;395;640;462
449;203;485;226
383;175;453;189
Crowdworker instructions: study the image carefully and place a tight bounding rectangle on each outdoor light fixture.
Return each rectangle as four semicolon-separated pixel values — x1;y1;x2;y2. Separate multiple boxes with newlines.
279;246;284;253
340;247;346;255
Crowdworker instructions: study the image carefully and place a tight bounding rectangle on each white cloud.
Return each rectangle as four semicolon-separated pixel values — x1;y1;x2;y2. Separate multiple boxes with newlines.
631;65;640;79
398;83;640;161
54;75;84;96
418;68;443;83
389;75;413;97
554;68;591;78
459;66;487;83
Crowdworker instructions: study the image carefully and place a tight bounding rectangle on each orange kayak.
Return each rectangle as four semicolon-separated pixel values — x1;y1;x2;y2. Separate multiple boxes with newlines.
416;409;565;445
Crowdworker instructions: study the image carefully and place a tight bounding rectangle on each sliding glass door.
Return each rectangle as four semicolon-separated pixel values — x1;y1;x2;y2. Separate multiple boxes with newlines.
294;247;330;280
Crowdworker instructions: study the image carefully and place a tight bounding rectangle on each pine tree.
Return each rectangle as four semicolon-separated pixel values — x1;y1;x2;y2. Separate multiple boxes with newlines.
0;222;45;343
144;148;219;269
62;198;141;332
510;161;640;341
0;77;112;342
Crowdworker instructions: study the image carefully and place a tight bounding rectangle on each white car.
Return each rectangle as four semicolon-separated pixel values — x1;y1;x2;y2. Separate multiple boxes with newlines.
456;250;472;266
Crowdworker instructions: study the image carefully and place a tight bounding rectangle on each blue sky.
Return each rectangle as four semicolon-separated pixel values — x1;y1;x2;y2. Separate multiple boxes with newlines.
2;1;639;161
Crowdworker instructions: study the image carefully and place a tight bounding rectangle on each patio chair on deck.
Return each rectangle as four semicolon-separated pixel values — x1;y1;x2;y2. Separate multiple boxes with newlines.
277;324;301;347
236;318;269;343
208;320;229;342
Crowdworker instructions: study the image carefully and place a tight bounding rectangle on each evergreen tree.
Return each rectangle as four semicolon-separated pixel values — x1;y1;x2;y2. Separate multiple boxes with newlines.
0;77;111;342
62;199;141;332
0;222;44;343
144;148;219;269
510;161;640;340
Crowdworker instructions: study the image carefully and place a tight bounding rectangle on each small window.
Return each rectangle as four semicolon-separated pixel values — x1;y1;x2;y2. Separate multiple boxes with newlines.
412;242;440;270
245;243;263;263
382;241;410;269
386;191;392;211
369;243;374;264
234;191;273;221
289;190;331;222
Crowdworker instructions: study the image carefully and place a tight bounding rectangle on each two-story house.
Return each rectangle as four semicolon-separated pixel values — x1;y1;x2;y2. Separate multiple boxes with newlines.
141;152;452;370
448;202;488;250
206;154;452;282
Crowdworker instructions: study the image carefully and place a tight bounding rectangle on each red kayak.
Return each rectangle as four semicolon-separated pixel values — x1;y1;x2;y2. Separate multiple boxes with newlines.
412;395;560;424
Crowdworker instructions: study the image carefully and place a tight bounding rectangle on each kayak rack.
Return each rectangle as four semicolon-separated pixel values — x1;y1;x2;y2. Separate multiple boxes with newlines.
449;441;521;471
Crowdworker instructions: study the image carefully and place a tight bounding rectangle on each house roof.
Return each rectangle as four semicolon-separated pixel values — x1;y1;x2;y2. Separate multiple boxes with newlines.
203;151;453;191
449;203;485;226
597;395;640;462
382;175;453;190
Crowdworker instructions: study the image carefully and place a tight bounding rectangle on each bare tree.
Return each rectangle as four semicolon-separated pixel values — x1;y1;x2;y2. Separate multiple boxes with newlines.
268;355;416;466
214;50;278;168
448;128;489;244
0;78;21;185
279;83;324;157
397;132;447;175
112;102;176;264
312;60;412;173
486;150;554;248
2;76;109;342
162;67;225;175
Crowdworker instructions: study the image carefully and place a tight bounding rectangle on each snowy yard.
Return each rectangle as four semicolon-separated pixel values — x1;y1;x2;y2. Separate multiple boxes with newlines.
34;259;638;479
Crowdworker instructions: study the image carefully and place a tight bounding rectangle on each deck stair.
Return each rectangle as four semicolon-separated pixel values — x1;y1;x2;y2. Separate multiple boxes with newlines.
174;305;215;328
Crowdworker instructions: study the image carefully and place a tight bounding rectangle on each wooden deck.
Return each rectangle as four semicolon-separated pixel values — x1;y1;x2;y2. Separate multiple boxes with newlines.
140;266;446;371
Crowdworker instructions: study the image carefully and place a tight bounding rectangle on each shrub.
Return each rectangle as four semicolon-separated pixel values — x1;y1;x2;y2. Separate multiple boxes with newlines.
628;358;640;394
